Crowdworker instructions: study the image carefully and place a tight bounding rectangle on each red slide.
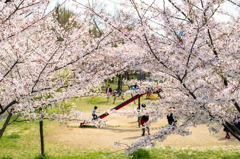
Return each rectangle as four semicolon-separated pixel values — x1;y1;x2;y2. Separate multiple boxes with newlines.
80;90;161;126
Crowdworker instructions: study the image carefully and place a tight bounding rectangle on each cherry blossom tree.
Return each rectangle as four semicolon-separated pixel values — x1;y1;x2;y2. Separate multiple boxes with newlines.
76;0;240;154
0;0;139;156
2;0;240;156
0;0;125;137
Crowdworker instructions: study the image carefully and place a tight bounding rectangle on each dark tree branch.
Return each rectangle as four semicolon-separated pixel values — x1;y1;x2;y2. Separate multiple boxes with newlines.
0;100;18;115
0;0;67;42
227;0;240;8
0;114;27;132
225;121;240;136
207;29;219;59
168;0;193;23
3;0;25;23
176;87;190;97
184;0;203;11
232;99;240;113
31;43;62;93
0;60;18;82
56;30;113;70
192;86;203;93
18;2;40;10
186;31;199;67
93;18;103;37
0;104;3;112
223;123;240;141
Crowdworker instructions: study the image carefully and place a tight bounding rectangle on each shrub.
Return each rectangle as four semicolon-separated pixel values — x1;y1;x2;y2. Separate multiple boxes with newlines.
131;149;150;159
1;156;12;159
222;155;240;159
7;133;20;139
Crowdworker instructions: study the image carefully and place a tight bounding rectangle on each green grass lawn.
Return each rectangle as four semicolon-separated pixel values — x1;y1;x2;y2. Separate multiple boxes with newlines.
0;73;239;159
46;94;157;114
101;73;144;92
1;95;240;159
1;104;240;158
1;125;240;159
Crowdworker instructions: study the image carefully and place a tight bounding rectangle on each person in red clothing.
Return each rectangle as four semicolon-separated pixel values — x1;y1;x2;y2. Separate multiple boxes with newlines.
122;73;126;80
140;104;150;136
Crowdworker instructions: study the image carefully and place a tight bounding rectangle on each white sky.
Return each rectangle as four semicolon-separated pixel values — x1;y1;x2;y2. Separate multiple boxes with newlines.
47;0;240;22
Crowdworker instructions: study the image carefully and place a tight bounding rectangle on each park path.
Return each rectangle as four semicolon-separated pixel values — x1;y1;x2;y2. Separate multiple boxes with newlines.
45;112;240;151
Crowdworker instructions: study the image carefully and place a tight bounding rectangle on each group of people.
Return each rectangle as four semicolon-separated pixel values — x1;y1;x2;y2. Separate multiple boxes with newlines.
106;84;125;104
92;104;177;136
91;103;151;136
137;105;178;136
92;82;177;136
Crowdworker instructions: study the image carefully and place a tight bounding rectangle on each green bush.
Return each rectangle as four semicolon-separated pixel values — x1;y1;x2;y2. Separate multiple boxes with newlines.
131;149;150;159
7;133;20;139
222;154;240;159
1;156;12;159
22;127;30;130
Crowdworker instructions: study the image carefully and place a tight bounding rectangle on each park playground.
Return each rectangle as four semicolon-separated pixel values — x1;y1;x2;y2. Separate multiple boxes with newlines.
1;92;240;159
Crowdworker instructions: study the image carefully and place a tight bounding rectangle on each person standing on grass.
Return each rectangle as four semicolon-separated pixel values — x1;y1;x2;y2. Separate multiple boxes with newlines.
149;72;154;82
106;84;112;103
112;90;118;104
137;105;141;128
167;107;177;126
140;104;150;136
122;73;126;80
92;106;99;120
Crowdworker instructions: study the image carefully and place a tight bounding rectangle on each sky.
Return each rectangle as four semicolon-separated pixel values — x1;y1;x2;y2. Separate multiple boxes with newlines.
47;0;240;22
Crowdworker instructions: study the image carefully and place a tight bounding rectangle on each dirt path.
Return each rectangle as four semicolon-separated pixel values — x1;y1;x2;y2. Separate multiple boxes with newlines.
45;112;240;151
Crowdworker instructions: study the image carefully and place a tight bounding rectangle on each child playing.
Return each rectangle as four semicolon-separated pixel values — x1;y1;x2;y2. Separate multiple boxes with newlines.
92;106;99;120
140;104;150;136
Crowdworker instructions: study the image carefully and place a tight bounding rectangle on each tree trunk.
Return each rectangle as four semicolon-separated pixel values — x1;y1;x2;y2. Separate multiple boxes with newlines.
126;71;130;80
39;109;45;157
120;75;123;91
0;111;13;139
117;74;121;92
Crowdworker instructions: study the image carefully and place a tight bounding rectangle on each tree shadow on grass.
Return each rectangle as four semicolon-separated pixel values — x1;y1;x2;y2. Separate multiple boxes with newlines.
218;137;228;141
103;127;140;133
128;121;138;124
72;125;141;133
71;125;96;129
123;136;142;140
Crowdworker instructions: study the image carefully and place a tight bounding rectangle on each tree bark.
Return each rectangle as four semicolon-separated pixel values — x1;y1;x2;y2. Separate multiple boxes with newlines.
223;123;240;141
126;71;130;80
39;108;45;157
117;74;121;92
0;111;12;138
225;121;240;136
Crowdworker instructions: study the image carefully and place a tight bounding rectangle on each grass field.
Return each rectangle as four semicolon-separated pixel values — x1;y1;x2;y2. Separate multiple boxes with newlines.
1;78;240;158
1;124;240;159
